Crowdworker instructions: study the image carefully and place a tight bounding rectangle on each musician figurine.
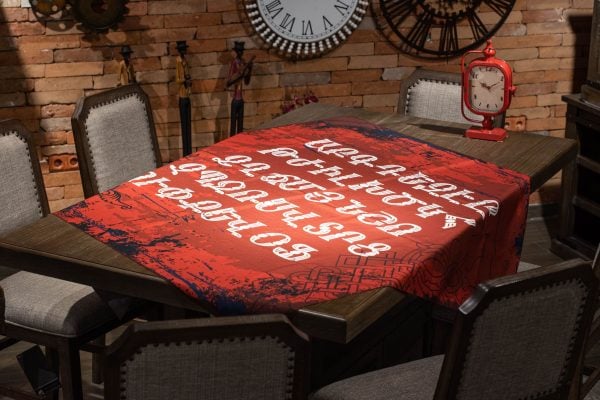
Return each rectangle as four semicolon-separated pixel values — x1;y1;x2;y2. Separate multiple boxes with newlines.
226;41;255;136
175;40;193;156
118;45;136;86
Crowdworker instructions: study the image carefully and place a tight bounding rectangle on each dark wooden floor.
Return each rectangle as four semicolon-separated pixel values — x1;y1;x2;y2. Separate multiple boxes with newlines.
0;211;597;399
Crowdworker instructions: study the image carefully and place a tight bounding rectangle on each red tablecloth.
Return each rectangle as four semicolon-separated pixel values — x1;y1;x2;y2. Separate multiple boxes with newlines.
56;118;530;314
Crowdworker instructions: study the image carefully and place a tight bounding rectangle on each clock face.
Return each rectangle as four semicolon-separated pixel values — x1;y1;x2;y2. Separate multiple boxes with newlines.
245;0;368;58
468;65;506;113
375;0;516;58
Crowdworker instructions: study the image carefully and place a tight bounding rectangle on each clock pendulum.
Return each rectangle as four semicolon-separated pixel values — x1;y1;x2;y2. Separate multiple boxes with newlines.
461;40;516;142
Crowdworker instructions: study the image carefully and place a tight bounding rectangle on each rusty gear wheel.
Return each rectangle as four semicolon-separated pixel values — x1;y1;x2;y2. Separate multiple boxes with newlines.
71;0;128;31
30;0;67;16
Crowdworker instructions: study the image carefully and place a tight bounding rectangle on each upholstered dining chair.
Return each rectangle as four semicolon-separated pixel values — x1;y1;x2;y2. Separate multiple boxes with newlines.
0;120;138;400
104;314;310;400
398;69;505;128
71;83;163;385
577;244;600;398
311;258;598;400
71;83;162;198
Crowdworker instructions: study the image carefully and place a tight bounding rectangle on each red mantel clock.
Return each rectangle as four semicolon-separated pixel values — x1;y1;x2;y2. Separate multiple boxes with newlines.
461;40;517;142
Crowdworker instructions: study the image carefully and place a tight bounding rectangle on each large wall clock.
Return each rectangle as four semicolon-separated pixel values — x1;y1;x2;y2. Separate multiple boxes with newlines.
244;0;369;59
374;0;516;58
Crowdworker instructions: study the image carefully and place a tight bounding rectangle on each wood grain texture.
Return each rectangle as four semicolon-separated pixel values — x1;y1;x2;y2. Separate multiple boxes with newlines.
0;105;578;344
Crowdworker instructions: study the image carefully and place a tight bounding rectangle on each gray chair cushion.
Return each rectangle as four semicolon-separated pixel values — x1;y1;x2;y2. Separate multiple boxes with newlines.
84;93;157;192
453;280;586;400
405;79;483;125
122;336;295;400
1;271;124;338
0;133;43;235
310;355;444;400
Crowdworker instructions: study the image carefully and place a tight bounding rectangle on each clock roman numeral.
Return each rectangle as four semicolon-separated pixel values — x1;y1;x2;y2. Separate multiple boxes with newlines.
323;15;333;30
439;20;458;55
467;12;489;41
405;11;434;51
334;0;350;15
382;0;418;29
483;0;513;16
265;0;283;19
280;13;295;32
302;20;313;35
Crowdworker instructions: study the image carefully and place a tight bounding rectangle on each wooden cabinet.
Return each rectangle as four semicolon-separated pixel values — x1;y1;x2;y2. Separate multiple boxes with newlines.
552;94;600;260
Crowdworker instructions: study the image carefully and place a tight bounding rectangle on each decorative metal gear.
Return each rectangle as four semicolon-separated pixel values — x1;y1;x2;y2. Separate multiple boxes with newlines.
71;0;128;31
30;0;67;16
375;0;516;58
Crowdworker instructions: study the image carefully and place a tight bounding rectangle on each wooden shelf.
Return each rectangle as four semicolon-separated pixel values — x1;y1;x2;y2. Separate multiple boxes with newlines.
553;94;600;260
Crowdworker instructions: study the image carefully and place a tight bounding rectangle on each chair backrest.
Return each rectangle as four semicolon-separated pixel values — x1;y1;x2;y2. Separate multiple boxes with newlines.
0;120;49;236
593;244;600;278
71;84;162;197
399;69;488;125
104;314;310;400
434;259;598;400
0;287;4;330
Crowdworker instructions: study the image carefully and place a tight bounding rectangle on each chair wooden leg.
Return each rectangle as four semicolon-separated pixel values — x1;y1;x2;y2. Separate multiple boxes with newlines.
91;335;104;384
45;347;60;400
57;341;83;400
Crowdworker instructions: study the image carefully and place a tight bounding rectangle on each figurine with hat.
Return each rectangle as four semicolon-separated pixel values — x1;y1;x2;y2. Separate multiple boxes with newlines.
226;40;255;136
118;45;136;86
175;40;193;156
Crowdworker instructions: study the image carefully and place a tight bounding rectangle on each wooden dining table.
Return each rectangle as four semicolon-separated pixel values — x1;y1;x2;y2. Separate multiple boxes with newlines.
0;104;577;354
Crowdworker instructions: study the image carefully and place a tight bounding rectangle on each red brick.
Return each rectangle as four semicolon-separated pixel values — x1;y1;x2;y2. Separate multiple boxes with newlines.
527;0;569;9
54;48;112;63
0;8;29;22
45;62;104;77
36;131;69;146
206;0;236;12
195;24;245;39
164;13;221;28
332;69;382;83
121;15;165;30
363;93;398;108
64;184;84;199
526;117;566;131
522;10;562;23
319;96;363;107
516;82;557;96
538;93;565;107
148;0;206;15
0;78;33;93
310;83;352;98
352;81;400;95
328;43;374;57
43;170;82;187
1;22;45;36
511;96;538;108
140;28;196;43
349;55;397;69
126;1;149;16
514;58;561;72
49;198;81;212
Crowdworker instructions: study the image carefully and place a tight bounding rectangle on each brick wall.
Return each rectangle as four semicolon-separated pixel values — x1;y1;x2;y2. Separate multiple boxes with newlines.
0;0;593;211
